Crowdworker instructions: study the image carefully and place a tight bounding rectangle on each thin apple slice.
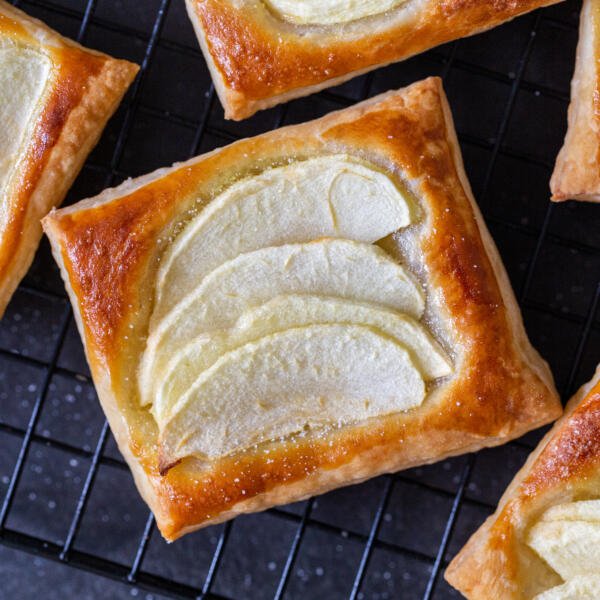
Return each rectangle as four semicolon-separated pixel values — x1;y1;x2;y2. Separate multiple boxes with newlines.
0;46;50;195
528;500;600;581
263;0;406;25
534;576;600;600
149;294;451;420
139;239;424;404
153;155;414;320
159;324;425;466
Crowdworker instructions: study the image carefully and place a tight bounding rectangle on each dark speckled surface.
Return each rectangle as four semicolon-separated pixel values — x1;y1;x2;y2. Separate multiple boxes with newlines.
1;0;599;598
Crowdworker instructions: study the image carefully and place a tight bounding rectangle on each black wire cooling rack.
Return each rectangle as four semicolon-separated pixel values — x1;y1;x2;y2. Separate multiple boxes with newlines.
1;0;599;598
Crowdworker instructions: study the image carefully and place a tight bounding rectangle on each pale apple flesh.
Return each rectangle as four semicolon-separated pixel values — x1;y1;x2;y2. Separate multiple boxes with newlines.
148;294;451;422
159;324;425;467
153;155;414;321
139;239;426;404
263;0;406;25
0;43;50;202
141;147;454;468
529;500;600;598
534;576;600;600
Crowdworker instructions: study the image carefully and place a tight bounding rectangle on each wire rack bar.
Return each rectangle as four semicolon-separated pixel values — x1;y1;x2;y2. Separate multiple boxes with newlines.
199;521;233;599
564;282;600;397
59;421;110;560
520;204;556;302
272;499;315;600
423;457;474;600
348;477;395;600
0;307;71;529
0;527;230;600
128;512;156;583
479;14;543;209
105;0;171;189
75;0;95;42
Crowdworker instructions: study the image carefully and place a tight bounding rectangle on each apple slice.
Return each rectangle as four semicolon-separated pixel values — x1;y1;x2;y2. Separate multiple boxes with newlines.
263;0;406;25
153;155;414;320
149;294;451;420
139;239;425;404
534;576;600;600
159;324;425;467
0;46;50;194
528;500;600;581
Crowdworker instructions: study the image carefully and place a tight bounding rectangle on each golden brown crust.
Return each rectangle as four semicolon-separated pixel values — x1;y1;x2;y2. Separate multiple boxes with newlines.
0;0;139;316
445;367;600;599
185;0;563;120
43;77;561;541
550;0;600;202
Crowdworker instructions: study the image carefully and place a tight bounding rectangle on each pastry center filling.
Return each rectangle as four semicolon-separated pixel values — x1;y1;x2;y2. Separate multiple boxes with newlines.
528;500;600;599
263;0;406;25
0;44;50;200
140;155;452;467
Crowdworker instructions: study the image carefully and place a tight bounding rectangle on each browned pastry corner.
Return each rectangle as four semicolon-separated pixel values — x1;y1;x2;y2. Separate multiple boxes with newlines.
0;0;139;316
43;77;560;541
446;366;600;599
185;0;564;120
550;0;600;202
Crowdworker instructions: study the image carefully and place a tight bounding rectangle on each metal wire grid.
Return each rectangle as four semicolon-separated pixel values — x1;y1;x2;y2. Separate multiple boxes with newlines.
0;0;596;598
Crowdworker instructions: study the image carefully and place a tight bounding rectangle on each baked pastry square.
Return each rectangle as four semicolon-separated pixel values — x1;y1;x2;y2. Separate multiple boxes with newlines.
185;0;563;120
446;366;600;599
43;77;561;541
0;0;138;316
550;0;600;202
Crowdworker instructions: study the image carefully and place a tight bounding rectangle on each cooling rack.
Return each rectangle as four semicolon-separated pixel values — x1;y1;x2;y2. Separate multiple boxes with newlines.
0;0;598;598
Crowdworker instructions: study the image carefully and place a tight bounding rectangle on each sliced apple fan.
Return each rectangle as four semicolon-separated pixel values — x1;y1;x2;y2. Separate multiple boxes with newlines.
528;501;600;599
139;155;452;465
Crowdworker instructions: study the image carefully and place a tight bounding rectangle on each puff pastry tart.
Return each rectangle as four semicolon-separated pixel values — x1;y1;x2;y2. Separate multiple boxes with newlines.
551;0;600;202
185;0;563;120
43;77;560;541
445;366;600;599
0;1;138;316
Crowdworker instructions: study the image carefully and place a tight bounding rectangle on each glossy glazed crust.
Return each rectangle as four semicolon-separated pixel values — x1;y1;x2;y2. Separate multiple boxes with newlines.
445;366;600;599
550;0;600;202
185;0;563;120
43;77;561;541
0;0;138;316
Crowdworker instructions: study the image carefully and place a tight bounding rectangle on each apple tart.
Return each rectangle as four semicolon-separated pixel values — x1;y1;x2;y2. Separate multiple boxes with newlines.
0;0;138;316
551;0;600;202
446;366;600;599
43;77;561;540
185;0;563;120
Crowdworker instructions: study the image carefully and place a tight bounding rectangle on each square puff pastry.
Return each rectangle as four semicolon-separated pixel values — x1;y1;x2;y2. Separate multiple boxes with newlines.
185;0;563;120
0;0;138;316
550;0;600;202
43;77;561;541
445;366;600;599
